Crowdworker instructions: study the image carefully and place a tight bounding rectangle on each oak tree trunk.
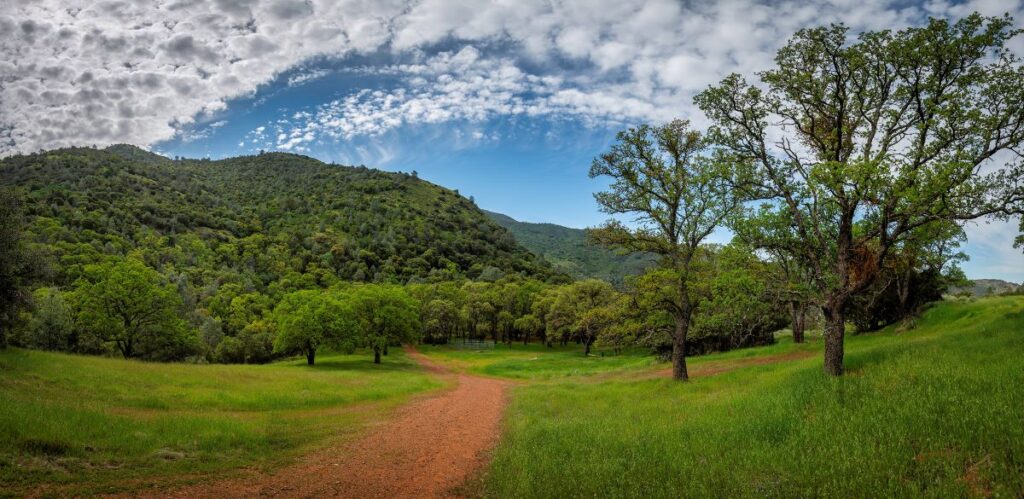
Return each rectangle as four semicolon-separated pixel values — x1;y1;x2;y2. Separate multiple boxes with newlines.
790;301;806;344
671;318;689;381
373;347;381;364
306;350;315;365
823;302;845;376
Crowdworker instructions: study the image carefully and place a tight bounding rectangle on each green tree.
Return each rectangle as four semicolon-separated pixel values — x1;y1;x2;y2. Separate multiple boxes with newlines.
549;279;620;356
514;313;543;345
271;290;353;365
0;188;35;348
73;257;195;360
588;120;741;380
348;285;420;364
697;14;1024;375
24;287;74;351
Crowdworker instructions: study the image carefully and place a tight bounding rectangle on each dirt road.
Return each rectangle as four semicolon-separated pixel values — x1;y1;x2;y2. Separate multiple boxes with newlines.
140;348;509;499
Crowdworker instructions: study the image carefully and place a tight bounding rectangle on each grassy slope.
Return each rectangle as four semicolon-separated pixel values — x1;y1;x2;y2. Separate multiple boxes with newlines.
0;349;443;495
484;297;1024;497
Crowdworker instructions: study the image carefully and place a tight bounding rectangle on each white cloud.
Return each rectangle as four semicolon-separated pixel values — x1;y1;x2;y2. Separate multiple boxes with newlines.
4;0;1022;157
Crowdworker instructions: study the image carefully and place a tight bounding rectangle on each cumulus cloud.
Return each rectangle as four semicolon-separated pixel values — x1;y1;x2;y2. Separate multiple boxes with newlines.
3;0;1022;156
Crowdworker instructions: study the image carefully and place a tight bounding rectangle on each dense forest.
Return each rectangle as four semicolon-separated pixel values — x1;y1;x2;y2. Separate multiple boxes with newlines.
484;210;656;287
0;146;573;361
0;145;559;286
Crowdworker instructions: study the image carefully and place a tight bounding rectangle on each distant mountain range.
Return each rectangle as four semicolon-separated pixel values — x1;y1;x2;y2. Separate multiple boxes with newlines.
484;210;656;287
950;279;1022;297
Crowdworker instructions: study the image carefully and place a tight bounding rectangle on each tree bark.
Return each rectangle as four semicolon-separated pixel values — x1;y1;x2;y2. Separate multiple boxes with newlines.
822;301;845;376
671;318;689;381
306;350;315;365
790;301;806;344
373;347;381;364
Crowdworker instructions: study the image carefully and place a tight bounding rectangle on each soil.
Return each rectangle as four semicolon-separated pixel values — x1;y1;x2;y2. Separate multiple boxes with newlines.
119;347;510;499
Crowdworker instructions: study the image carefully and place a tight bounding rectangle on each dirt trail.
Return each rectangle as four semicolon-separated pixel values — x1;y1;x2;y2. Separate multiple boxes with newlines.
134;347;510;499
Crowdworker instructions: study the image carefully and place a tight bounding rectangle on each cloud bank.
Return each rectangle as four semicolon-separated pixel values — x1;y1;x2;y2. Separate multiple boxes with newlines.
3;0;1021;156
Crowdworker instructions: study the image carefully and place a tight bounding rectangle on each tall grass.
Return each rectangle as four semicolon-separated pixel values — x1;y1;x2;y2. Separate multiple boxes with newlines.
0;349;442;495
484;297;1024;497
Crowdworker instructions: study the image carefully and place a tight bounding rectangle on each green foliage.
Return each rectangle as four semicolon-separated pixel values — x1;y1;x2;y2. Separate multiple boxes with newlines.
0;187;36;348
0;146;560;361
589;119;742;380
346;285;420;363
697;14;1024;375
547;279;619;355
271;290;354;365
18;287;76;352
485;210;653;287
72;257;197;361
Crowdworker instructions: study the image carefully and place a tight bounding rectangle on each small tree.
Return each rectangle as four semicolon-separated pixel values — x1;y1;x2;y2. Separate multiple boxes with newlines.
514;314;542;345
74;257;195;360
697;14;1024;375
549;279;619;356
272;290;353;365
348;285;420;364
25;287;74;351
589;120;741;380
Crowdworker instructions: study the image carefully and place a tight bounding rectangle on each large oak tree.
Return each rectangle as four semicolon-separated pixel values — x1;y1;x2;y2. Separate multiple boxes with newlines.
696;14;1024;375
588;120;741;380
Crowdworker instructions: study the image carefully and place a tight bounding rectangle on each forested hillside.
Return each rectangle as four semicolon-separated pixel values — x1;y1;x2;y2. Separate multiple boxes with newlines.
949;279;1021;297
484;210;655;286
1;146;554;286
0;146;565;360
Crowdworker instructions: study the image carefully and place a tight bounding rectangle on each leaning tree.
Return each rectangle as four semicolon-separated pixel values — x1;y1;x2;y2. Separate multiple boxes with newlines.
588;120;742;380
696;14;1024;375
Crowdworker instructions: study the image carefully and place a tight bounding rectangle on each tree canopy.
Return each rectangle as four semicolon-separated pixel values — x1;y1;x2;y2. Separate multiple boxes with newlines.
697;14;1024;375
588;119;742;380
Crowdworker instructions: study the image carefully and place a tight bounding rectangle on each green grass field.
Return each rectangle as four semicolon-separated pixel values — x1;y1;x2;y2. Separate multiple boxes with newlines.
416;343;657;380
482;296;1024;497
2;297;1021;497
0;348;443;496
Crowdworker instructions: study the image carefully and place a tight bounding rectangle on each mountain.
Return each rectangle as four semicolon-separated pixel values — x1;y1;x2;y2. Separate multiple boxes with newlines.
949;279;1021;297
0;145;558;290
484;210;656;287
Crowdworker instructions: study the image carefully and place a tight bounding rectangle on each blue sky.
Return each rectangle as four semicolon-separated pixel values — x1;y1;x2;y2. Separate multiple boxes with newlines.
155;61;621;229
3;0;1023;281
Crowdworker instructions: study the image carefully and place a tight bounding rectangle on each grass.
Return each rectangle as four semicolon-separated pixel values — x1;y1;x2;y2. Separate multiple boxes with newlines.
0;348;443;496
416;342;656;380
483;296;1024;497
4;297;1021;497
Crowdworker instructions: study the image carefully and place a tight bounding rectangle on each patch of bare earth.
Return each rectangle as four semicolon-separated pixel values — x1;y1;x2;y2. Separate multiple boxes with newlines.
112;347;510;499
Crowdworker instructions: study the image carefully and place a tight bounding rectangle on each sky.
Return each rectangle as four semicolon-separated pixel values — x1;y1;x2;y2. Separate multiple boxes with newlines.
1;0;1023;281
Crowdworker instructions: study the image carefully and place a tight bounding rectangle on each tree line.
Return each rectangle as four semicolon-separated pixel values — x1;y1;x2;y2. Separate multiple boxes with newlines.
1;14;1023;379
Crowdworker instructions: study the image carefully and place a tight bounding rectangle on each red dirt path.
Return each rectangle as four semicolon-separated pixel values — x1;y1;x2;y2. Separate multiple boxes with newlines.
130;347;510;499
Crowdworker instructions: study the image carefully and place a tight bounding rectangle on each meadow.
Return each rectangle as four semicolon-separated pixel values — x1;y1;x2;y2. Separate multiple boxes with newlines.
481;296;1024;497
0;349;442;496
1;296;1021;497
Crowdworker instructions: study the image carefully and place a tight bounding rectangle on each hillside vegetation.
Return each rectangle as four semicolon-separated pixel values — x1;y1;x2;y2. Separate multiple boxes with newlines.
485;210;655;286
950;279;1021;297
0;146;554;287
